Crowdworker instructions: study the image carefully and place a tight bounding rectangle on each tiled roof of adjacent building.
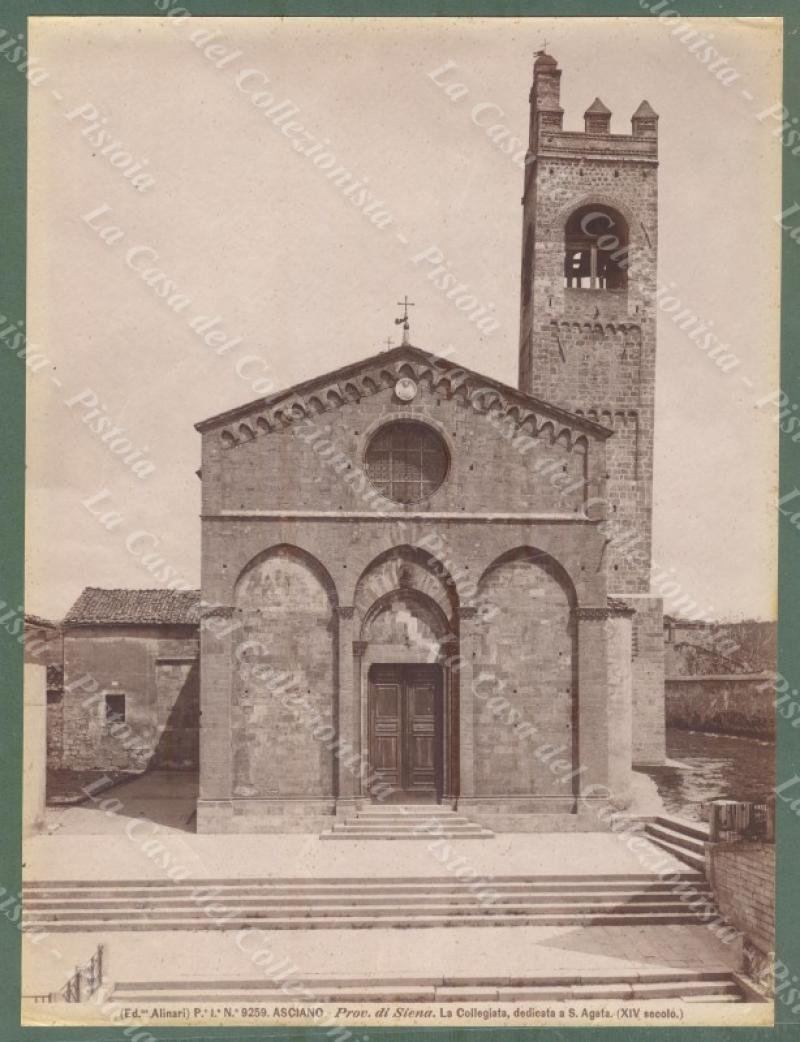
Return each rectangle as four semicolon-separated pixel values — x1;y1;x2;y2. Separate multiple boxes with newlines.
24;614;59;629
63;588;202;627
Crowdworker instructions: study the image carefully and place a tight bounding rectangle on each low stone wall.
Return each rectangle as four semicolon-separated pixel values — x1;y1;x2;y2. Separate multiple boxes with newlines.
708;841;775;985
46;698;63;767
665;674;773;739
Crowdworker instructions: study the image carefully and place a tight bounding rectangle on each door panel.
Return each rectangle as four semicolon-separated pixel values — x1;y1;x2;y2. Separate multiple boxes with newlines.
369;679;402;795
405;673;438;795
368;665;442;802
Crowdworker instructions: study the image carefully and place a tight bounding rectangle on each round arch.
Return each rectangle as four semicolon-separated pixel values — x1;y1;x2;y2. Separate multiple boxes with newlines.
563;203;629;291
352;543;459;625
361;587;451;646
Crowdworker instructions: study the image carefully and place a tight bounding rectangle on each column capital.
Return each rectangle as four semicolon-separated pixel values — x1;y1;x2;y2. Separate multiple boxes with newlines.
353;640;368;658
458;605;479;620
337;605;356;620
575;605;610;621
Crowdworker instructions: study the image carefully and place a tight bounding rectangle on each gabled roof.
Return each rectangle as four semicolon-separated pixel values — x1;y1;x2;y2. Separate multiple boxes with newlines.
195;344;613;448
64;588;201;627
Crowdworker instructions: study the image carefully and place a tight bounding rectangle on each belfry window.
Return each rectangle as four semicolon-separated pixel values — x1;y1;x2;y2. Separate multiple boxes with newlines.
365;421;448;505
564;205;628;290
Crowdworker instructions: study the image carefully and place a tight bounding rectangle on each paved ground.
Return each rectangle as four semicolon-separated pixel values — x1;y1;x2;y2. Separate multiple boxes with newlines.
21;921;743;996
25;827;688;882
30;770;687;881
44;771;198;834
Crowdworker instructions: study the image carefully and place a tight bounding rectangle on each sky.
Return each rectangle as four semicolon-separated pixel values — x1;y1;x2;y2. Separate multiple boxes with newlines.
25;15;782;621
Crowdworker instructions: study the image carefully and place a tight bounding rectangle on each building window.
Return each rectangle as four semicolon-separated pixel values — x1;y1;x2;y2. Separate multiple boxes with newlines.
564;204;628;290
365;421;448;505
105;693;126;725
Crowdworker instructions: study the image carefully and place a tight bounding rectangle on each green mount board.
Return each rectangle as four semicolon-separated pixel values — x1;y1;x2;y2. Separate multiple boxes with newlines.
0;2;797;1040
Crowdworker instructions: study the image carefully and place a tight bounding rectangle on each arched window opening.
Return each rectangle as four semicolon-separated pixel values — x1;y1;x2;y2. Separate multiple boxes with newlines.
564;205;629;290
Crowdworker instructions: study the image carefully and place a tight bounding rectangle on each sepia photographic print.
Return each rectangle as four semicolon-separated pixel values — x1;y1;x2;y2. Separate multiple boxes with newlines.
12;10;789;1034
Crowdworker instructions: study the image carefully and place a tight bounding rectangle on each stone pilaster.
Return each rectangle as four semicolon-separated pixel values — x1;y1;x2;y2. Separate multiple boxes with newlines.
574;606;610;797
335;606;356;803
197;605;237;831
457;606;478;798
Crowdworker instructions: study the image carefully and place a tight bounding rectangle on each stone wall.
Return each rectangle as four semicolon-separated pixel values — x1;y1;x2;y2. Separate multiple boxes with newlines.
46;695;63;767
615;594;665;765
205;380;594;520
62;625;199;771
605;610;633;802
708;841;775;971
473;550;576;797
666;675;775;739
231;547;337;799
665;618;777;676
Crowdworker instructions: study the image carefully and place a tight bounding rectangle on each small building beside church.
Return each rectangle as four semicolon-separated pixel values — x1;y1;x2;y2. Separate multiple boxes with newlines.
55;51;666;833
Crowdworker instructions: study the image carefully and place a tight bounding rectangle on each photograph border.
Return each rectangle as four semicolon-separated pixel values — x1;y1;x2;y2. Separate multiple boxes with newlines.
1;1;797;1039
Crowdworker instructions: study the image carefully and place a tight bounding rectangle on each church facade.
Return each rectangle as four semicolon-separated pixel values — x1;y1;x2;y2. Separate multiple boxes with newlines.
54;53;665;833
192;53;664;832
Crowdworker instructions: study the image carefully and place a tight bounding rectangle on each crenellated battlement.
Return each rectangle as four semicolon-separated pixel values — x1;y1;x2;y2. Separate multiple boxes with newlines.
527;50;658;164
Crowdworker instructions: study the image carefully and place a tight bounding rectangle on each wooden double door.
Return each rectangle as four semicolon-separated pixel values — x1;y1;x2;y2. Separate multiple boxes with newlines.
368;664;443;803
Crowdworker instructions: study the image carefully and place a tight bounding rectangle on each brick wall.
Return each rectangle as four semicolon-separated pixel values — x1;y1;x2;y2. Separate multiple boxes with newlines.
709;841;775;960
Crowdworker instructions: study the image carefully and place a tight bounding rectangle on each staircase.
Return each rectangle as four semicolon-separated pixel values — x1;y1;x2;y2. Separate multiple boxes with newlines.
644;815;709;873
23;871;723;932
321;804;493;840
109;968;748;1003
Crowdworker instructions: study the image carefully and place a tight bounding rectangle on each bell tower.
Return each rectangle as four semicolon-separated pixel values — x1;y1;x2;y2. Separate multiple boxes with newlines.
518;51;664;764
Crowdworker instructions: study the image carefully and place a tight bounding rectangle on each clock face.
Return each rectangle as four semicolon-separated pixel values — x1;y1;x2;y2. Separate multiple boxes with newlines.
395;377;418;402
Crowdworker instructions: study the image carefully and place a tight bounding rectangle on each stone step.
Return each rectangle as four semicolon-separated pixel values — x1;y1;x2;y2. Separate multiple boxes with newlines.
23;871;704;889
320;829;494;840
109;967;739;991
110;974;743;1003
23;881;707;903
644;833;706;873
24;899;715;923
335;821;483;830
25;912;712;932
24;890;712;910
354;804;458;814
655;815;710;842
350;813;460;820
646;823;706;857
343;816;476;826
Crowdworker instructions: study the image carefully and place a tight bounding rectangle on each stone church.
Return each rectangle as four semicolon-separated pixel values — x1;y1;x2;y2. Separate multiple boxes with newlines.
54;52;665;832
